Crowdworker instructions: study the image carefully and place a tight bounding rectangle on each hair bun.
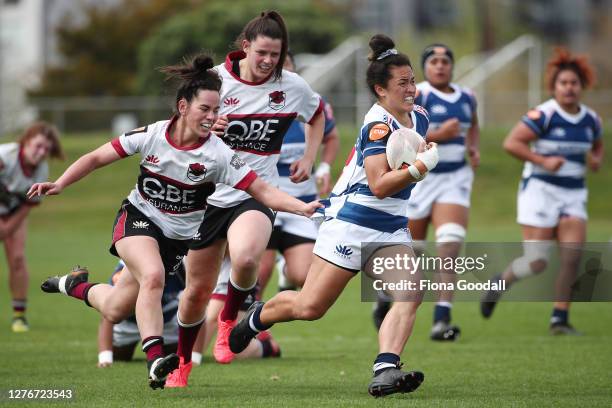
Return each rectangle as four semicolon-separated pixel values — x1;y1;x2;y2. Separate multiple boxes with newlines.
368;34;395;62
193;55;214;72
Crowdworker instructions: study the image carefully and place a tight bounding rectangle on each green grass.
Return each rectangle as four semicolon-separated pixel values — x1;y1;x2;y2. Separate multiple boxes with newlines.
1;129;611;407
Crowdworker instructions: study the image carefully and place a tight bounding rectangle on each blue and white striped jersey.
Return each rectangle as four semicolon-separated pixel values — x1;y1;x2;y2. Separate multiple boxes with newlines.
521;99;602;188
276;97;336;202
415;82;476;173
324;103;429;233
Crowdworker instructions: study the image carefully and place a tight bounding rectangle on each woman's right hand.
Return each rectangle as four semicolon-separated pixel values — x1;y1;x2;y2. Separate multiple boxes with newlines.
539;156;565;172
27;182;63;199
439;118;461;139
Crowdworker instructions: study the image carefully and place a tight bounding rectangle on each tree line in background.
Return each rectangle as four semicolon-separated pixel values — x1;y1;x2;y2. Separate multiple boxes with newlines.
30;0;350;98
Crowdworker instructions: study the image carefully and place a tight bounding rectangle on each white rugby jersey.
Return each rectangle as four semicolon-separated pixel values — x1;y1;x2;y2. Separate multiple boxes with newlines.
0;142;49;215
415;82;477;173
322;103;429;232
207;51;323;208
521;99;602;189
111;116;257;240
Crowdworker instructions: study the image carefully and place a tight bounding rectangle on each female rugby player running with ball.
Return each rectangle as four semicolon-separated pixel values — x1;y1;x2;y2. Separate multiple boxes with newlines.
373;44;480;341
229;34;440;398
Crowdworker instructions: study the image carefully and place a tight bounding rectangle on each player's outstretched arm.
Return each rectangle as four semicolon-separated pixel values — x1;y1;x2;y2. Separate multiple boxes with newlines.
245;177;323;217
27;142;122;198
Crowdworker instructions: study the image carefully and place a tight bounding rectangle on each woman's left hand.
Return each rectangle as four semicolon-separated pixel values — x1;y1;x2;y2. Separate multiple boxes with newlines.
211;115;229;136
289;157;314;183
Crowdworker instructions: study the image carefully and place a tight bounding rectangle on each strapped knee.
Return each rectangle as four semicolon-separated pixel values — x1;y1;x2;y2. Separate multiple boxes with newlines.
511;240;553;279
411;240;427;256
435;223;466;244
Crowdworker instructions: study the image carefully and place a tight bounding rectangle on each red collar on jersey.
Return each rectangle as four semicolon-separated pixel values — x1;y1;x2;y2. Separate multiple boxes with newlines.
18;145;36;177
165;115;210;151
224;51;274;86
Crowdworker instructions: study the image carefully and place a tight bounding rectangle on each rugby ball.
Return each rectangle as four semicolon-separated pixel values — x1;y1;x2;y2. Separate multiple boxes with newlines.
386;128;425;170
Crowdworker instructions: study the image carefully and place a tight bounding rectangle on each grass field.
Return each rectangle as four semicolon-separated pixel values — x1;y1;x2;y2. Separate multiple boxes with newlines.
1;127;611;407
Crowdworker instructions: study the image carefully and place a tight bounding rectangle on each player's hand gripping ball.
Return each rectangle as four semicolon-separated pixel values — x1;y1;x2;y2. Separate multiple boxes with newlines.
386;128;426;170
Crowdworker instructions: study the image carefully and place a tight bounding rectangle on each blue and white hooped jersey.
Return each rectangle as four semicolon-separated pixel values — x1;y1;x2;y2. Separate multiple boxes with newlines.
323;103;429;233
276;97;336;202
415;82;476;173
521;99;602;189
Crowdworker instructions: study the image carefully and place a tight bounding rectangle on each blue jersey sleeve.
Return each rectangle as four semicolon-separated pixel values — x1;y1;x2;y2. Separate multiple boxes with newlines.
593;114;603;141
322;100;336;138
360;121;392;158
414;92;424;107
413;105;430;137
521;109;547;136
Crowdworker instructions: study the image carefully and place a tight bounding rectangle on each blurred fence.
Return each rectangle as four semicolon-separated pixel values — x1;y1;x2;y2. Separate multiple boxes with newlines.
11;90;611;135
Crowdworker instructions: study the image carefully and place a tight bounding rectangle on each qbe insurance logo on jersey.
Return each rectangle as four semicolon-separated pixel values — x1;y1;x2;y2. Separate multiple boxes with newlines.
138;166;215;214
223;114;295;154
334;244;354;260
186;163;207;182
268;90;286;110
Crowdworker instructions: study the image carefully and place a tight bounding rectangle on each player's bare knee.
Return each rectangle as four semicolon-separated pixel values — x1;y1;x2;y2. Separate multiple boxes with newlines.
232;254;259;273
139;270;165;292
8;254;27;273
182;286;211;307
295;302;327;321
102;306;127;324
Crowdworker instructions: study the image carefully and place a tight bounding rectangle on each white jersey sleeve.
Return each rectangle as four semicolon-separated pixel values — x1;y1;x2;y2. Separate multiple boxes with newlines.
110;125;151;157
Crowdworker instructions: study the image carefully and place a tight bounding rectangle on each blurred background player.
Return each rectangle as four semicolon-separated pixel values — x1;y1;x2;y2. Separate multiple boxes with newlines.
97;260;187;367
229;34;439;398
480;48;604;335
372;44;479;340
177;10;325;371
257;50;340;294
0;122;64;332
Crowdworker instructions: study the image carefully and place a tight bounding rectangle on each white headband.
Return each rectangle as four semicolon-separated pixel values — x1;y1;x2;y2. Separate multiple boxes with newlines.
376;48;398;61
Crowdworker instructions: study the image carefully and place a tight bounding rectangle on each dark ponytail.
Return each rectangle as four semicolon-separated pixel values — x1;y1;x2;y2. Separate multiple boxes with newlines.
235;10;289;81
366;34;412;97
159;53;222;112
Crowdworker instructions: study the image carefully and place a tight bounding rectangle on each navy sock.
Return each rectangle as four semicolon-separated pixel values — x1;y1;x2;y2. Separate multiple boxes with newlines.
249;303;273;332
551;308;568;325
373;352;400;375
433;304;451;324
